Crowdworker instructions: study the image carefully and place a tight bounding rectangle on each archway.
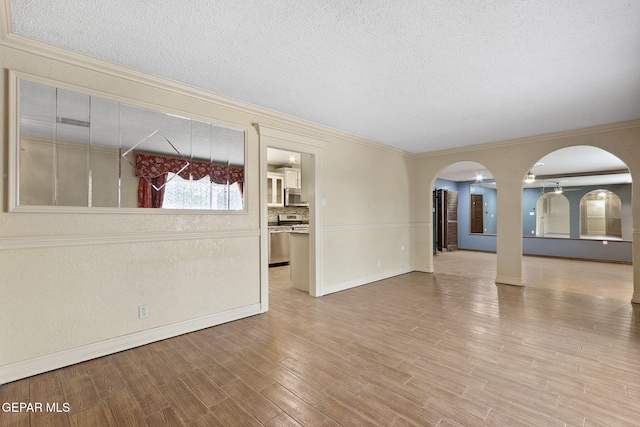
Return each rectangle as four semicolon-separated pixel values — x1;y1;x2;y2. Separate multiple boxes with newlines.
432;161;498;278
522;145;633;299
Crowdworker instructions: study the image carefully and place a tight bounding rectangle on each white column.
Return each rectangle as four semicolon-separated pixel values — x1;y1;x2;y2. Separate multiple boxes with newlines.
414;190;435;273
632;232;640;303
495;179;524;286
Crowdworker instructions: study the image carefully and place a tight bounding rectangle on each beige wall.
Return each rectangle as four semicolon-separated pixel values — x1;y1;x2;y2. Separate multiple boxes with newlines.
0;39;415;381
0;43;264;375
322;140;415;293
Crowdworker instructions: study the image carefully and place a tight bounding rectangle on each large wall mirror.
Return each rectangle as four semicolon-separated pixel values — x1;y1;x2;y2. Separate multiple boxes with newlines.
522;146;632;241
12;76;246;211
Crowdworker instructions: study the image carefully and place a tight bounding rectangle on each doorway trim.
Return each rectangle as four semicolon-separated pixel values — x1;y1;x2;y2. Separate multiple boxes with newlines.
256;124;327;312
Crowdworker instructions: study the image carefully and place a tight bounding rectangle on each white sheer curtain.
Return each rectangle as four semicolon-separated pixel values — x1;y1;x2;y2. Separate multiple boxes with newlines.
162;173;242;210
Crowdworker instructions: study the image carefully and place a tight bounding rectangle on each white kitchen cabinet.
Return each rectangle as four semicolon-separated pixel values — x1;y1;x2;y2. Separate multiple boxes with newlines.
276;167;301;189
267;172;284;206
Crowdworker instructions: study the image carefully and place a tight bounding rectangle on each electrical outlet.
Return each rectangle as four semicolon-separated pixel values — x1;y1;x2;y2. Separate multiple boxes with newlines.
138;305;148;319
377;260;382;268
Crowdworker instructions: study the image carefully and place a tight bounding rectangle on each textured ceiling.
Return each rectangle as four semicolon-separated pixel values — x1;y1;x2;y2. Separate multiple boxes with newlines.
8;0;640;154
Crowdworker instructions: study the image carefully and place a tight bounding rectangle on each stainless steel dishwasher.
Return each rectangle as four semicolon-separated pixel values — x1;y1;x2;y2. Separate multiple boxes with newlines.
268;214;308;266
269;228;290;266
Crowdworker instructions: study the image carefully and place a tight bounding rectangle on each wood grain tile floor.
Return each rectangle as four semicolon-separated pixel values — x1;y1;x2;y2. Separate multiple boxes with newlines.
1;251;638;426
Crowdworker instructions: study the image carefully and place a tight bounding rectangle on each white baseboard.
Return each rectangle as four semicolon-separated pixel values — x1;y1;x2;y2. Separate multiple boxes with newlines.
0;303;261;385
495;275;525;286
323;267;414;295
414;266;435;273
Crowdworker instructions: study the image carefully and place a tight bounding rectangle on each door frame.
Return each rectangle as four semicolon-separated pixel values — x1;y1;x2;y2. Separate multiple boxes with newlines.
257;124;326;312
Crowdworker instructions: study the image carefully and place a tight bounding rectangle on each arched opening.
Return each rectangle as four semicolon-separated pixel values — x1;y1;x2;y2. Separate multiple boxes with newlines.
580;189;623;240
522;145;633;299
536;192;570;238
432;161;497;278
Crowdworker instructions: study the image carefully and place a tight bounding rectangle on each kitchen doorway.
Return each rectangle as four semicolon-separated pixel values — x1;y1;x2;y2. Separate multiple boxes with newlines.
267;148;311;292
258;124;326;312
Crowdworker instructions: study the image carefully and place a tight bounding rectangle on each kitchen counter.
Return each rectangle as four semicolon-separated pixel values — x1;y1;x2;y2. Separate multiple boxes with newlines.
289;232;309;292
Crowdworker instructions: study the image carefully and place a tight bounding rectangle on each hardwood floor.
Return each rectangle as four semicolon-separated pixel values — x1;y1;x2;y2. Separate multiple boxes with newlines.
434;250;633;301
1;252;638;426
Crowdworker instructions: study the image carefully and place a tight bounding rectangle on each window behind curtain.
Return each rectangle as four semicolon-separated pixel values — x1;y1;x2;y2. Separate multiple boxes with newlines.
162;173;243;210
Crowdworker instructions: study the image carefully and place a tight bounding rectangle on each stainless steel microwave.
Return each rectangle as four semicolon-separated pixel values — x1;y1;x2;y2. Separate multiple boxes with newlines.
284;188;308;206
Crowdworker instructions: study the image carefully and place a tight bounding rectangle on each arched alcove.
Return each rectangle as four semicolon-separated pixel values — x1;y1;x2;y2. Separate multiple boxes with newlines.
536;192;570;238
580;189;623;240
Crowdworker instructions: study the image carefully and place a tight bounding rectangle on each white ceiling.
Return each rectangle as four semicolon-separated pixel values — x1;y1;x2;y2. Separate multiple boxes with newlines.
8;0;640;155
267;148;301;167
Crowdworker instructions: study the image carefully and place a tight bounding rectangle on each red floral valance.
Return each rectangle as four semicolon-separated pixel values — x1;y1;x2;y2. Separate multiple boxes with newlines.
135;152;244;185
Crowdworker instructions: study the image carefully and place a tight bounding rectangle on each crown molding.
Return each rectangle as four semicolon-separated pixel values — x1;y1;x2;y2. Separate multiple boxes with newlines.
20;136;119;154
255;124;328;149
0;0;10;39
416;120;640;159
0;3;412;160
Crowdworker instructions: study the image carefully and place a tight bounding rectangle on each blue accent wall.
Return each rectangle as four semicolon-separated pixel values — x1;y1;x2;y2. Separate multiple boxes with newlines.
522;188;540;237
433;178;458;192
522;183;632;240
520;182;632;262
524;237;632;263
471;184;497;234
456;182;497;252
435;179;631;262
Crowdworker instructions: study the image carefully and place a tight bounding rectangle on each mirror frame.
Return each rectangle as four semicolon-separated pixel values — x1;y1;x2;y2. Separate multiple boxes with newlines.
8;70;249;214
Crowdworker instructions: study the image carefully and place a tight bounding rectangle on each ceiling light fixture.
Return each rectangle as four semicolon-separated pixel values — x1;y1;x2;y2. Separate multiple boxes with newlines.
524;171;536;183
554;183;563;194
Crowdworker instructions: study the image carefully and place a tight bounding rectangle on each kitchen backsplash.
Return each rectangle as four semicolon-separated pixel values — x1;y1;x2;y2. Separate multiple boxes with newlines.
268;206;309;223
